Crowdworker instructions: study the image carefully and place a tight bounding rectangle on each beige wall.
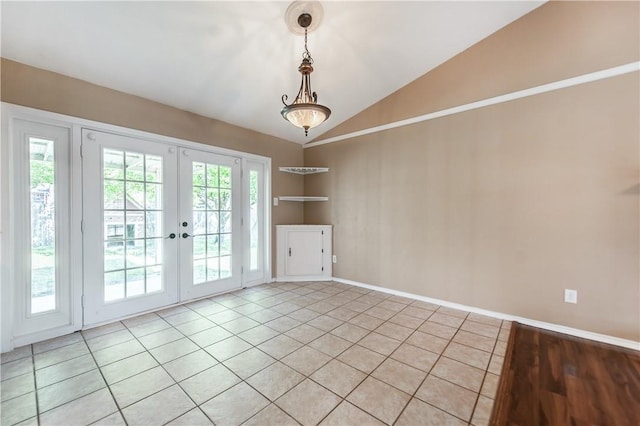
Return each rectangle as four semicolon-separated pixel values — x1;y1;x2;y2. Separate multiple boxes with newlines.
1;58;304;274
305;1;640;340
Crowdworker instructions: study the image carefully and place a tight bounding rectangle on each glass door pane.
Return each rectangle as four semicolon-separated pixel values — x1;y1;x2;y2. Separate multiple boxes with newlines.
29;137;57;313
244;160;266;286
180;149;241;300
192;162;233;284
102;149;165;301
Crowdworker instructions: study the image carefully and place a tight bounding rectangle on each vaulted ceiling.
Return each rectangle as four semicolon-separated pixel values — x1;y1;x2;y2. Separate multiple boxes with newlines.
1;1;544;144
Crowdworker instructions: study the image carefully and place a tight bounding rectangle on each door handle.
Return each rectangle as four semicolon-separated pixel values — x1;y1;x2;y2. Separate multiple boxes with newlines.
165;233;176;239
182;233;192;238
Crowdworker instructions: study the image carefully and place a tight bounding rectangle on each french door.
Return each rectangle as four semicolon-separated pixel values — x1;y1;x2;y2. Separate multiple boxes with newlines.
2;105;270;351
179;149;242;300
83;130;179;324
83;131;244;324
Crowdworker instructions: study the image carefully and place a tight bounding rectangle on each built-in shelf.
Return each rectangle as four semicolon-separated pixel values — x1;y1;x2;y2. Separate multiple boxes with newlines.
278;167;329;202
279;166;329;175
279;196;329;202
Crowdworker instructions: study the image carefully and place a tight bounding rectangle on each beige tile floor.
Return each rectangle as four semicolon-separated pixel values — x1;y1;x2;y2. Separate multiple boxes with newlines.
0;281;510;425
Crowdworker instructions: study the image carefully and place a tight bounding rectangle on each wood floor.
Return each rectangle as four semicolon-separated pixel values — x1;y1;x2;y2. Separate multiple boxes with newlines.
491;322;640;426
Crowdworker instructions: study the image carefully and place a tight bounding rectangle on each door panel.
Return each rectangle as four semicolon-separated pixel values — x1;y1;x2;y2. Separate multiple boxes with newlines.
286;230;323;276
179;149;242;300
83;130;179;325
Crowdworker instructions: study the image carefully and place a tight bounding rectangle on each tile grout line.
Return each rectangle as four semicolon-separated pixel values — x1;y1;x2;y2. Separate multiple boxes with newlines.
119;307;220;426
31;344;42;426
3;281;507;426
390;309;468;425
77;329;125;425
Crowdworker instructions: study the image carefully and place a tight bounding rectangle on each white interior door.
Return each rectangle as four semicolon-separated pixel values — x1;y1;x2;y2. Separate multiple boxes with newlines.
82;130;179;325
179;149;242;300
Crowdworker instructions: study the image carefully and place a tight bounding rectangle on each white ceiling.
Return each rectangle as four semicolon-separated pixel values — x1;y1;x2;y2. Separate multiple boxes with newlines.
1;1;544;144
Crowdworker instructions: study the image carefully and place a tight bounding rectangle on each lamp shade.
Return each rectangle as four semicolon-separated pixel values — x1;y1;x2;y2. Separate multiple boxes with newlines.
281;103;331;133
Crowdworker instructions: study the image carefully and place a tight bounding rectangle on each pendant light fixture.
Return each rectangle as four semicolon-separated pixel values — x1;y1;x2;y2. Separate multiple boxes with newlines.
281;9;331;136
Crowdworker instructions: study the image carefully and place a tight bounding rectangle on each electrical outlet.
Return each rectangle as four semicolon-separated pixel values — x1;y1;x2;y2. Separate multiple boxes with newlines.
273;197;279;206
332;255;337;263
564;289;578;304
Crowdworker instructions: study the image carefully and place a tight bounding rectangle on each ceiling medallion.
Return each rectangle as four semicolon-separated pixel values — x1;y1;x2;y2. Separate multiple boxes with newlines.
281;2;331;137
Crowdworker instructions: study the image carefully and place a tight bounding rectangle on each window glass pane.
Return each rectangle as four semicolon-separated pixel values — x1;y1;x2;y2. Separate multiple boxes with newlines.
220;256;231;279
206;165;219;187
207;234;219;257
207;257;219;281
206;188;219;210
220;233;232;256
193;187;206;210
145;155;162;183
219;189;232;211
126;268;145;297
193;162;205;187
193;211;206;235
146;266;162;293
104;271;125;302
206;212;219;235
104;180;124;209
146;238;162;266
104;149;124;179
146;183;162;210
125;152;144;181
219;166;231;188
126;181;145;209
30;137;56;314
193;236;206;260
126;239;145;269
193;260;207;285
220;212;231;233
105;242;125;271
145;211;162;238
249;170;259;271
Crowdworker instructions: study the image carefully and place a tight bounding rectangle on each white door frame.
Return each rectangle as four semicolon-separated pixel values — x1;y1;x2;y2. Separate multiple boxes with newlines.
1;107;83;351
1;102;271;353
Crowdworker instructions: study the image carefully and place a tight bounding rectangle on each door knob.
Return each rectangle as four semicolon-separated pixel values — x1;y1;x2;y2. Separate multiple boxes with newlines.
182;233;192;238
165;233;176;239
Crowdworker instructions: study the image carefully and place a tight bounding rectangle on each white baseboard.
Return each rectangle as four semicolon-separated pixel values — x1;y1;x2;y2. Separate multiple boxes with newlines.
333;277;640;351
12;324;81;349
275;276;333;283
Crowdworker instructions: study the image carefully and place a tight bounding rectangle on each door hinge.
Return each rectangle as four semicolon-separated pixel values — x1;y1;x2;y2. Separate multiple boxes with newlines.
80;144;83;158
321;230;324;235
81;295;85;308
241;266;244;274
322;266;324;271
81;220;84;233
322;248;324;253
241;217;244;226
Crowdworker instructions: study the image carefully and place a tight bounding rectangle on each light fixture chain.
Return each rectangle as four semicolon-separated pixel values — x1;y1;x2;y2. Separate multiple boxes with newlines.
303;28;313;63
